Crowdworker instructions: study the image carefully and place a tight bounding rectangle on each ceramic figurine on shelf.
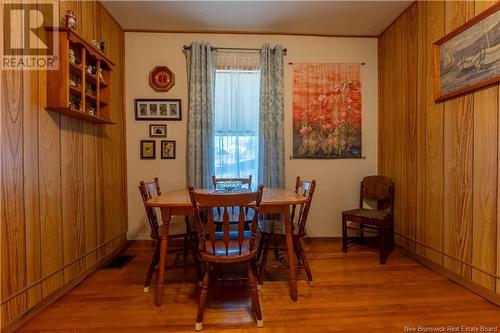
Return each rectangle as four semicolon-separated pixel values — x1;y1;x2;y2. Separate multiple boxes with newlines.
86;82;95;95
86;65;94;75
99;68;104;81
69;78;76;87
87;105;95;115
69;49;76;64
91;40;102;51
100;42;105;53
64;10;77;29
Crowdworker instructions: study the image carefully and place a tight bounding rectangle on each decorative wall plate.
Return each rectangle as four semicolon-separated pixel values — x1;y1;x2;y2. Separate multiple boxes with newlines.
149;66;175;92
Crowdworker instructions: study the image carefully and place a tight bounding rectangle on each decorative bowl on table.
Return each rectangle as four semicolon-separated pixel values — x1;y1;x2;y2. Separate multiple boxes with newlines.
215;181;243;193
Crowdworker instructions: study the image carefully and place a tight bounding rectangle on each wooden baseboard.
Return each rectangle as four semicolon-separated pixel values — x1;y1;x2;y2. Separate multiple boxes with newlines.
1;240;129;333
398;246;500;306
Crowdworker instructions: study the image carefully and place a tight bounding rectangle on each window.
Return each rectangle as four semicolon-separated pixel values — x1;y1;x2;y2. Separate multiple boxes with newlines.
214;69;260;186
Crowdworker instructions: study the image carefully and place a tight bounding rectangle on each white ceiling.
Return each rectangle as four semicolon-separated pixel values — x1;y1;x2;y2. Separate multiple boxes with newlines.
101;1;413;36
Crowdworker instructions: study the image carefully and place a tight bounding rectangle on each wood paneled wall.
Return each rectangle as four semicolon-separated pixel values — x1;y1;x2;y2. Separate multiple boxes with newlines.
0;1;127;330
378;1;500;300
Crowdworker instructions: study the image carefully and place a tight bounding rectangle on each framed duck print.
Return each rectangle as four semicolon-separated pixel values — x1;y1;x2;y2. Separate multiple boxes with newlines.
433;2;500;102
140;140;156;159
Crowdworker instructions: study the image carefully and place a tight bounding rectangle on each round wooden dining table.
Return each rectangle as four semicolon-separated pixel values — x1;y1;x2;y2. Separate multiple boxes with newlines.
146;188;308;305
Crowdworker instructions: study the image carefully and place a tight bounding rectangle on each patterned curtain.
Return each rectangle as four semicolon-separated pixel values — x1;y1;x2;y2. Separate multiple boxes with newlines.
185;42;216;188
258;44;285;188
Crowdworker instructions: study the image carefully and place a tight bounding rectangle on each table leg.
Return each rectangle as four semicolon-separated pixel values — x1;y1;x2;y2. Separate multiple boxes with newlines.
155;208;171;307
283;206;298;301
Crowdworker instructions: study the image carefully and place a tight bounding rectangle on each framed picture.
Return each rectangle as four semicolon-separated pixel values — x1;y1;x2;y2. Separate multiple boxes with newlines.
149;124;167;137
161;140;176;159
433;3;500;102
292;63;362;159
140;140;156;159
135;99;182;120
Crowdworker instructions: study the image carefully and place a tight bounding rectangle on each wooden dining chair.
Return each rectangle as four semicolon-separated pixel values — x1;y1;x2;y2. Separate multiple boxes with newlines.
189;185;264;331
211;175;254;229
138;178;198;292
341;175;394;264
212;175;252;190
257;177;316;288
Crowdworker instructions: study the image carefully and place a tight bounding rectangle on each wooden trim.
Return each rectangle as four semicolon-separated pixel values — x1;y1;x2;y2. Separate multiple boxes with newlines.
378;1;417;37
121;33;128;237
398;246;500;306
395;232;500;279
124;29;378;38
1;239;128;333
0;232;126;304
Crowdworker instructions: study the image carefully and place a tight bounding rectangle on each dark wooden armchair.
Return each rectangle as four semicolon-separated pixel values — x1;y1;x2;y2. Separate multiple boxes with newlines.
188;185;264;331
341;175;394;264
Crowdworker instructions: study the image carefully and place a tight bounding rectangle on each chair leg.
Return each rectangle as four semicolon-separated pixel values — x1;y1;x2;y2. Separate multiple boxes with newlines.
190;232;203;282
183;216;191;264
359;224;365;245
257;233;266;262
380;219;394;264
389;219;395;251
293;239;302;265
144;242;160;293
273;237;285;265
298;238;313;286
258;234;271;289
195;263;211;331
379;225;388;265
246;262;264;328
251;258;259;282
342;215;348;253
194;249;203;283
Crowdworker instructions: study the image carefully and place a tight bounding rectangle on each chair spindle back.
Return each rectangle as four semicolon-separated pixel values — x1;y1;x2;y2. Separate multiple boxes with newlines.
138;177;161;239
291;176;317;237
212;175;252;190
189;185;264;258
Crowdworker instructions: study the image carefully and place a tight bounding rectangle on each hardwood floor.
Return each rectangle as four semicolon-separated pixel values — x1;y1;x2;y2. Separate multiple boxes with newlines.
17;239;500;332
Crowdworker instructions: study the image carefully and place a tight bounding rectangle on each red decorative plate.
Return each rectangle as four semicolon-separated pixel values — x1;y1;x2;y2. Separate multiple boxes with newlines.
149;66;175;92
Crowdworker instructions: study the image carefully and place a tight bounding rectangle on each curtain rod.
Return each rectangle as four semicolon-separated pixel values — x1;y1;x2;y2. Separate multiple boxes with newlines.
288;62;365;65
183;45;287;55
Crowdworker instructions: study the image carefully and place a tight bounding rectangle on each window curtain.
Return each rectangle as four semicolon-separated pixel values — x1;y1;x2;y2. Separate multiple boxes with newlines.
185;41;216;188
258;44;285;188
214;50;261;184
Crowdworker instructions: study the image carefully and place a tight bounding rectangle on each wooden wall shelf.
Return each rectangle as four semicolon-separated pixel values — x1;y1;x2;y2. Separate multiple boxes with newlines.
48;108;115;124
45;27;115;124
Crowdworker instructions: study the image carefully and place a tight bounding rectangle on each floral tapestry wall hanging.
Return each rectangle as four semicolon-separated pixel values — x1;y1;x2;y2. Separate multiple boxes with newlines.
292;63;362;159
